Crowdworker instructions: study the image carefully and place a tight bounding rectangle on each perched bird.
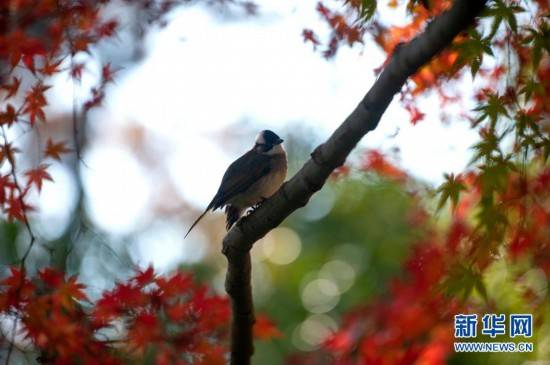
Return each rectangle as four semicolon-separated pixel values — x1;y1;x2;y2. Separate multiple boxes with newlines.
185;130;287;238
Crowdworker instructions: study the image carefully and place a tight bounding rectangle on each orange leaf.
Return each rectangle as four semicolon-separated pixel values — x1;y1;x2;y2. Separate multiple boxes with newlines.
44;138;72;161
362;150;407;181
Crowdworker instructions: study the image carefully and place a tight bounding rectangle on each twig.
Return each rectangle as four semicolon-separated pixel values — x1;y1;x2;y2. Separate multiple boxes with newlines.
70;55;81;161
1;126;36;365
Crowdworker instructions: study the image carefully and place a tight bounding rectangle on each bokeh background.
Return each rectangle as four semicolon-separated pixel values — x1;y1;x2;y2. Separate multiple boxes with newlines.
0;0;548;364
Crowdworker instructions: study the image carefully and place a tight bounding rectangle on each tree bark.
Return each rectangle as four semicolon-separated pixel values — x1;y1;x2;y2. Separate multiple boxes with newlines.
222;1;488;364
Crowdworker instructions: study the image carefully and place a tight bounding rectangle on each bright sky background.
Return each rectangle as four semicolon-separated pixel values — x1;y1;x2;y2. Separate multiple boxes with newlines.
36;0;480;273
99;0;477;204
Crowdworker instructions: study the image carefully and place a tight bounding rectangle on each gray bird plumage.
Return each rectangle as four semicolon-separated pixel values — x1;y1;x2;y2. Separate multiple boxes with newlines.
185;130;287;238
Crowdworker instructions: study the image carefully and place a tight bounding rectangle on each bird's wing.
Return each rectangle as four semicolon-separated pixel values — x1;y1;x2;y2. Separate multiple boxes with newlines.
185;150;271;238
211;150;271;209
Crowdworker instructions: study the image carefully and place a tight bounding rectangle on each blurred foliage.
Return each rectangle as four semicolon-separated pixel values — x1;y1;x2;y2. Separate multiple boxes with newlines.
253;176;421;365
1;0;550;364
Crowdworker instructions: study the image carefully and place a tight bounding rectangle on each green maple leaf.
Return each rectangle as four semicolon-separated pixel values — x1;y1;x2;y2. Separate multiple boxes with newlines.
436;173;467;211
454;29;493;77
484;0;524;37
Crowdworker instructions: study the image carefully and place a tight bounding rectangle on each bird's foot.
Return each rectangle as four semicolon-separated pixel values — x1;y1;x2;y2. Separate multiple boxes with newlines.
247;197;267;216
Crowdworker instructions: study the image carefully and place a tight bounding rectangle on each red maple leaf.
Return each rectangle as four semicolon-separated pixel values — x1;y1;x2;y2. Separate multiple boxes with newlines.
96;20;118;38
362;150;407;181
406;104;426;125
44;138;72;161
72;36;92;54
129;312;162;349
55;276;88;309
1;77;21;99
6;193;33;222
39;267;64;288
0;142;21;163
3;30;45;70
0;104;18;126
1;267;27;289
165;301;191;321
253;314;283;340
101;63;119;84
22;53;36;74
71;63;85;81
83;87;104;111
40;58;65;76
302;29;320;47
324;330;354;352
134;266;155;286
330;165;350;180
23;82;51;124
0;174;15;205
0;267;35;310
155;272;192;300
25;164;53;192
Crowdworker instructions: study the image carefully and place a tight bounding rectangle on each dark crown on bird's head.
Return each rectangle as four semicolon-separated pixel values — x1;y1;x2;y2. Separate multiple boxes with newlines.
255;130;283;146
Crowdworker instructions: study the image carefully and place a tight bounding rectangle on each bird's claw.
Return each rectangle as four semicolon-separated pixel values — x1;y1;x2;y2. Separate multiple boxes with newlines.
247;197;267;216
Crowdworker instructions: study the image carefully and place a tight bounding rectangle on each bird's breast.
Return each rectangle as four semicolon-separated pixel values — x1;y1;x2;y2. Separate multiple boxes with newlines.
229;155;287;208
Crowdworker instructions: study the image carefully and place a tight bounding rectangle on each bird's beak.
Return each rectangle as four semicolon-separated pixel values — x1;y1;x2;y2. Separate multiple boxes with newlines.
276;138;284;145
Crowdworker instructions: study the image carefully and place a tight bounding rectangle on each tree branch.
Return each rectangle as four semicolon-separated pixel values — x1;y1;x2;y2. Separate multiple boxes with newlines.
222;1;488;364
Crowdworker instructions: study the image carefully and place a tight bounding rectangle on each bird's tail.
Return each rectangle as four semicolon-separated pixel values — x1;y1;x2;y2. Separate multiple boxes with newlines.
184;204;212;238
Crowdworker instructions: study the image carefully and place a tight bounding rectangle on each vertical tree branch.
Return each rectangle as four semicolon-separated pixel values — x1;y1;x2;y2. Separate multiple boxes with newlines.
222;0;488;364
224;250;254;365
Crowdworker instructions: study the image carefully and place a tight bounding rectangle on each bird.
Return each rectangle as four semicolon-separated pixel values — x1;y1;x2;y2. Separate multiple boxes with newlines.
185;130;287;238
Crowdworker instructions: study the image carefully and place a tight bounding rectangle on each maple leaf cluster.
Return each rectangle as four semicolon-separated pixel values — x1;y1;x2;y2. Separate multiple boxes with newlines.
0;267;232;364
304;0;550;127
0;0;121;118
296;8;550;346
0;0;548;363
303;2;367;58
361;150;408;181
0;0;122;225
290;156;550;363
316;243;457;365
0;265;283;364
291;0;550;346
0;0;255;229
0;0;207;226
0;0;283;363
286;215;462;364
329;150;407;181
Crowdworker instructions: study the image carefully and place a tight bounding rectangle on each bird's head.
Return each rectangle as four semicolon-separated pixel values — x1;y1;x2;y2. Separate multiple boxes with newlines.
254;130;285;155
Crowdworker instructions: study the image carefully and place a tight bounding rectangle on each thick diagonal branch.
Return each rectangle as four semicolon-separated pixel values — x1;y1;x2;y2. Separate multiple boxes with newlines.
222;1;487;364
